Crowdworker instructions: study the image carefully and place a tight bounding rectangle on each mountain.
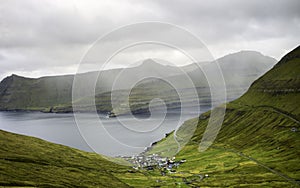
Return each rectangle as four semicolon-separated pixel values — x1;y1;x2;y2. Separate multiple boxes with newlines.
180;50;277;93
239;48;300;119
148;46;300;187
182;50;275;74
0;59;181;112
217;50;277;89
0;46;298;187
0;129;130;187
115;51;277;115
0;129;192;187
0;51;277;112
129;58;182;77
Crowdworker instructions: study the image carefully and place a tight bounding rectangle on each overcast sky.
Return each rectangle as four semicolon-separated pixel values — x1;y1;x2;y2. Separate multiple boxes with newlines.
0;0;299;80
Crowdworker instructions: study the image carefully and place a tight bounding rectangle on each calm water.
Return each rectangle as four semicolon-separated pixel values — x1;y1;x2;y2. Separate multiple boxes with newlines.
0;108;207;156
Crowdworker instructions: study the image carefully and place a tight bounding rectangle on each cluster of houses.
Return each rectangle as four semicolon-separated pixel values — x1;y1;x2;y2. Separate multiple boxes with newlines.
121;152;210;185
122;153;186;174
291;127;298;132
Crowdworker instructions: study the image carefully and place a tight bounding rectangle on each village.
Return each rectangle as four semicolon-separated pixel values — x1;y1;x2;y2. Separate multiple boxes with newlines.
121;152;187;175
120;152;210;185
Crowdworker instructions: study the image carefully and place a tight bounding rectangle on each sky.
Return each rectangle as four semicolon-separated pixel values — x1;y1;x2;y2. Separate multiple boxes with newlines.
0;0;299;80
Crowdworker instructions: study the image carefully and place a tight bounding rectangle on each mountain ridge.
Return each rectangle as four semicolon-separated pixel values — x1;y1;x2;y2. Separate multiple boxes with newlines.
0;47;299;187
148;45;300;187
0;51;277;112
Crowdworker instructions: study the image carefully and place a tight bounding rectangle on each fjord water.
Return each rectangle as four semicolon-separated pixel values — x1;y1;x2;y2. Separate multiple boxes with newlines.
0;108;206;156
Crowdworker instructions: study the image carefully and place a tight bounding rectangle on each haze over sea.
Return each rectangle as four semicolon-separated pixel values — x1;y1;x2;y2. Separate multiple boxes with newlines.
0;107;206;156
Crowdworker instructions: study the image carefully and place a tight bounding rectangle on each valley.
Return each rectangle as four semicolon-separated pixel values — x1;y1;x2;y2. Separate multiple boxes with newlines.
0;46;299;187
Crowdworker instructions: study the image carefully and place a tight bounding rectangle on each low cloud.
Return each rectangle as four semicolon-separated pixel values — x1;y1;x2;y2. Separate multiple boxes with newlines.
0;0;299;80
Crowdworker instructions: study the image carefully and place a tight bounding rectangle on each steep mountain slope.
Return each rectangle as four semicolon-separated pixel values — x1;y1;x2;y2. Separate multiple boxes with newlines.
1;129;193;187
179;50;276;94
0;47;297;187
182;50;275;75
0;74;74;111
148;46;300;187
0;129;213;187
238;47;300;119
0;60;181;111
0;130;131;187
0;51;276;113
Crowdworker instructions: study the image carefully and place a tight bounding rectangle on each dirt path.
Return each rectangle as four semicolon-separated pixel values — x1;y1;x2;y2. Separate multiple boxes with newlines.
213;146;300;187
236;149;299;186
256;105;300;125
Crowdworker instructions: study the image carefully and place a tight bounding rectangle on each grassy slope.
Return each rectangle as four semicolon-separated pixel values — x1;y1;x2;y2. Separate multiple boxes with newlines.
0;129;203;188
148;46;300;187
0;130;133;187
0;52;276;113
0;48;295;187
0;75;73;111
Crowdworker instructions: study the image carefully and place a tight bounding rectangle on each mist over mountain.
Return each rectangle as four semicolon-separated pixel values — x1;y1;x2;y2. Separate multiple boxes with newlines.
182;50;276;87
0;46;298;187
148;45;300;187
0;51;276;112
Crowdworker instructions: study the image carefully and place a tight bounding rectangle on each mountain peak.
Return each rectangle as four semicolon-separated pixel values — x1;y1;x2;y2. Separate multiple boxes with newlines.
223;50;265;59
275;45;300;67
216;50;277;68
11;74;20;78
140;59;162;67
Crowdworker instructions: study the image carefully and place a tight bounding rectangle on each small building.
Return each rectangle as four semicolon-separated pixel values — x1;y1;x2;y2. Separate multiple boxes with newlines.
291;127;298;132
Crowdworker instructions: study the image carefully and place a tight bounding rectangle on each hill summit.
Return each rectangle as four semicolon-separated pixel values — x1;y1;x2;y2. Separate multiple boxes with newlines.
149;45;300;187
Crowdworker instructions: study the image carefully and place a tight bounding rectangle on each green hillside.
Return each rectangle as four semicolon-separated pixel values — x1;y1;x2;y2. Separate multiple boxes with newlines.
238;47;300;119
1;128;227;187
148;46;300;187
0;52;276;113
0;47;296;187
0;130;132;187
0;74;73;111
1;129;184;187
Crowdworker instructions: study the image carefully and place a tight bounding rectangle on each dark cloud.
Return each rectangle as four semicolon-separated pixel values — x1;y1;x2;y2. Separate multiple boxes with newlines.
0;0;299;80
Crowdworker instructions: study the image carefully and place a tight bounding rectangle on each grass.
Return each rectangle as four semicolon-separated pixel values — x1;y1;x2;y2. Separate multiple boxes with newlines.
0;129;214;187
4;101;298;187
147;46;300;187
147;103;300;187
0;46;299;187
0;130;131;187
